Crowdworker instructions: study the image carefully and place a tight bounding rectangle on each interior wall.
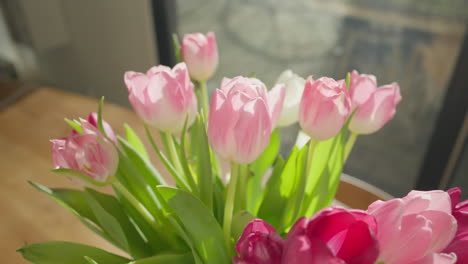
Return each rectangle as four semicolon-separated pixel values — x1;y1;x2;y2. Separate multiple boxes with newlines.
18;0;158;106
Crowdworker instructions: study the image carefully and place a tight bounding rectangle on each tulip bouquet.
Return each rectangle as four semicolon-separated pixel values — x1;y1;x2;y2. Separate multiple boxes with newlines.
18;32;467;264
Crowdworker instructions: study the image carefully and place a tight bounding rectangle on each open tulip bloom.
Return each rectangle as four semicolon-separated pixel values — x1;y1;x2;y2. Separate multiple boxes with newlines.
19;32;466;264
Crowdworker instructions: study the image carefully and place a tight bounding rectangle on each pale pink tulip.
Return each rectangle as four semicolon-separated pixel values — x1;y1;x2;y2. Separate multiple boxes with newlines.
207;76;284;164
51;119;118;183
181;32;218;81
124;63;197;133
234;219;283;264
349;82;401;134
282;207;379;264
299;77;352;141
275;70;306;127
349;70;377;108
368;190;458;264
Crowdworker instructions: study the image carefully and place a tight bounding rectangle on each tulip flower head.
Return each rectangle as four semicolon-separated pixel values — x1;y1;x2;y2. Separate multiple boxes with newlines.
443;188;468;263
275;70;306;127
282;207;379;264
208;76;285;164
124;63;198;133
72;112;116;143
299;77;352;141
234;219;284;264
51;119;118;184
368;190;458;264
181;32;219;81
349;70;402;135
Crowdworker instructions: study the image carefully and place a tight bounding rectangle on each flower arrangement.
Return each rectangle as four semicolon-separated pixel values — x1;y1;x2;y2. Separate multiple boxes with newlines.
18;32;467;264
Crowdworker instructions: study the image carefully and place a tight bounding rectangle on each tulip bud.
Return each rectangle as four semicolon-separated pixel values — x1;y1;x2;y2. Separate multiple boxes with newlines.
275;70;306;127
51;119;118;184
299;77;352;141
207;76;284;164
443;188;468;263
234;219;284;264
181;32;218;81
349;82;401;135
349;70;377;108
72;112;116;143
124;63;197;133
283;207;379;264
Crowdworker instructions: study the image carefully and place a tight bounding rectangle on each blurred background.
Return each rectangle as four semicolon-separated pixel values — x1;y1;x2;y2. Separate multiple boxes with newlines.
1;0;467;197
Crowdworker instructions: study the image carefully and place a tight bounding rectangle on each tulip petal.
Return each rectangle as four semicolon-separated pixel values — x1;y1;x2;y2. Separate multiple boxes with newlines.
410;253;457;264
267;83;286;125
419;210;457;253
336;220;379;264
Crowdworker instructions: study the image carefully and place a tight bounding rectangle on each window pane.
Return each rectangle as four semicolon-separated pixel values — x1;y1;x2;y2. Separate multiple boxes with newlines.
177;0;468;196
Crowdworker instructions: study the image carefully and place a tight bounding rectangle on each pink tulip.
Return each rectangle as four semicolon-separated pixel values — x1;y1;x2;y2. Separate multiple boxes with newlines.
72;112;116;143
181;32;218;81
51;119;118;183
207;76;284;164
234;219;284;264
299;77;352;141
349;70;377;108
282;207;379;264
368;190;458;264
349;82;401;134
443;188;468;263
124;63;197;133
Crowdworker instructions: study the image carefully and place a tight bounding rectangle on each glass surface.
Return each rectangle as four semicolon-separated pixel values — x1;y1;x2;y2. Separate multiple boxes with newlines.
177;0;468;196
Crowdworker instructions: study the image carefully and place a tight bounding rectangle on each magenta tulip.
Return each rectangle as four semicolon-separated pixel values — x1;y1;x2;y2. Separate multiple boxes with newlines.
124;63;197;133
72;112;116;143
349;70;377;108
207;76;284;164
443;188;468;263
234;219;284;264
282;207;379;264
181;32;218;81
349;82;402;135
299;77;352;141
51;119;118;183
368;190;458;264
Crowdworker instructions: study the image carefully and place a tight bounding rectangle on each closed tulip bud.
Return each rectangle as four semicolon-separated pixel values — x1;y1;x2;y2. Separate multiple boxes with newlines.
299;77;352;141
124;63;197;133
283;207;379;264
349;82;401;135
181;32;218;81
368;190;458;264
208;76;284;164
234;219;284;264
51;119;118;184
275;70;306;127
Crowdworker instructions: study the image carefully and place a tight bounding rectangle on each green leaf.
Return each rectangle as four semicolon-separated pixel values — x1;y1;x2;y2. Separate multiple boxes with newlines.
192;115;214;210
247;129;280;214
84;188;151;258
65;118;82;134
97;97;106;136
256;154;288;229
118;136;166;187
51;168;112;187
28;182;119;249
172;33;182;63
124;124;149;160
128;253;194;264
231;210;255;241
18;241;130;264
345;72;351;89
84;256;99;264
157;186;230;264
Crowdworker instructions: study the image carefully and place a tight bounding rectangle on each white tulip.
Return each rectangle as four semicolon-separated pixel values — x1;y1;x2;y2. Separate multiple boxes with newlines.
275;70;306;127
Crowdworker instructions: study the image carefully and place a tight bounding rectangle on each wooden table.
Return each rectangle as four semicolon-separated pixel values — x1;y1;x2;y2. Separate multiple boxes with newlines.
0;87;166;263
0;87;392;263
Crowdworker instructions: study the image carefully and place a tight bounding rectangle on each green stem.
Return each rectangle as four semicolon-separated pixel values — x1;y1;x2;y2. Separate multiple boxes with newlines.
162;131;184;176
236;165;248;211
113;180;158;227
344;132;358;160
223;162;240;251
305;138;318;179
199;81;209;118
